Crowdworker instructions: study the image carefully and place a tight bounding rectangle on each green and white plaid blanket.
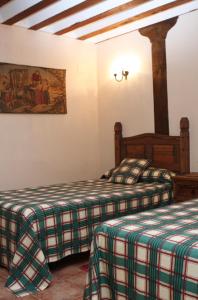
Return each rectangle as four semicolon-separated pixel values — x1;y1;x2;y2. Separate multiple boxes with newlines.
84;199;198;300
0;179;172;296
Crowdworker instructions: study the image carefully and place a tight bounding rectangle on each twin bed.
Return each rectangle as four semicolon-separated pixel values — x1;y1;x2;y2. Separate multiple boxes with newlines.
84;118;197;299
84;199;198;299
0;117;196;298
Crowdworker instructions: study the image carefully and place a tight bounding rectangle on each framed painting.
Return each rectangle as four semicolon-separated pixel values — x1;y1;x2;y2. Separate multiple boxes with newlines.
0;62;66;114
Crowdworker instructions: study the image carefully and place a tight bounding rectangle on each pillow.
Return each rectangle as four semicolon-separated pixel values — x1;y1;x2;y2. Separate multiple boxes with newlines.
108;158;151;185
101;168;115;179
139;167;176;183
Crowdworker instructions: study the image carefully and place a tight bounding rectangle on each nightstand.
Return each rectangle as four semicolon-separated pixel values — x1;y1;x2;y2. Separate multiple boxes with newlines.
173;173;198;202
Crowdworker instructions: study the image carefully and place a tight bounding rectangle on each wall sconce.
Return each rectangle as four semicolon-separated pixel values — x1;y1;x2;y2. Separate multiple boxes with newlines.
114;70;129;82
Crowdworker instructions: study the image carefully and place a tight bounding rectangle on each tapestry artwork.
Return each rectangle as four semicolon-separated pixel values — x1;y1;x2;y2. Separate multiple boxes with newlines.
0;63;66;113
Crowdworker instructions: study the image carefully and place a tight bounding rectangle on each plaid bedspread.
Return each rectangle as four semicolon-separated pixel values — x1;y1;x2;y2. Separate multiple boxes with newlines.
84;199;198;300
0;179;172;296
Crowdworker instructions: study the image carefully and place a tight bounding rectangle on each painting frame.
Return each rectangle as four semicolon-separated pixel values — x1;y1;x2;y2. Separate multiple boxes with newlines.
0;62;67;114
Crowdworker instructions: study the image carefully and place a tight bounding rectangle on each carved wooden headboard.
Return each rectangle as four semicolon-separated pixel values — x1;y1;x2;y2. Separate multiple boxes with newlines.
114;117;190;174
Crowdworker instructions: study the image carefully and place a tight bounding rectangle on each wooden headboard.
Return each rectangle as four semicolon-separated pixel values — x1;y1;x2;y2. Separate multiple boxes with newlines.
114;117;190;174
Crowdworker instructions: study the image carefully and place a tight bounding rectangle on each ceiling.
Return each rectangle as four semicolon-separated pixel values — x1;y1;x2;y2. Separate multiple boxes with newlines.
0;0;197;43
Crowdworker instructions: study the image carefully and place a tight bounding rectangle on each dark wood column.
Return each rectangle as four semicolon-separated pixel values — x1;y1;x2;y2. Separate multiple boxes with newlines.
139;17;178;135
114;122;122;167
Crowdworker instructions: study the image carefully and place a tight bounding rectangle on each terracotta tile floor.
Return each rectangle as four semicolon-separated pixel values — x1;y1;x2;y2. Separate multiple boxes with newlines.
0;252;90;300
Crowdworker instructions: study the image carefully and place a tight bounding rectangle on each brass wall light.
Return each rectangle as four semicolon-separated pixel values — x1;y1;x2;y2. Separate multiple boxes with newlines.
114;70;129;82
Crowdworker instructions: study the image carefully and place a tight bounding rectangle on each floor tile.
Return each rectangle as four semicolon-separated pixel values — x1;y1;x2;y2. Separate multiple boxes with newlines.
0;252;89;300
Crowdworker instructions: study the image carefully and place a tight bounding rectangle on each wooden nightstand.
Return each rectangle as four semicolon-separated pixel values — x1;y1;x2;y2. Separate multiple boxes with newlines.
173;173;198;202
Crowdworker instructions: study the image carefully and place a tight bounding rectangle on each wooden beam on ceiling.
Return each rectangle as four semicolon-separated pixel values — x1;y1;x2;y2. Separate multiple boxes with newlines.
0;0;10;8
29;0;105;31
55;0;148;35
3;0;58;25
78;0;193;40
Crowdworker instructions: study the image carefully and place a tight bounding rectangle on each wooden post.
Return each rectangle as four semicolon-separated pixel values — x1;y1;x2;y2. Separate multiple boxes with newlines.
114;122;122;167
180;117;190;174
139;17;178;135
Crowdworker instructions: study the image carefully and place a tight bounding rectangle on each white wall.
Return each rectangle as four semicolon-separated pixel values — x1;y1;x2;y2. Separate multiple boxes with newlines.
0;25;99;190
167;11;198;171
97;10;198;173
97;30;154;174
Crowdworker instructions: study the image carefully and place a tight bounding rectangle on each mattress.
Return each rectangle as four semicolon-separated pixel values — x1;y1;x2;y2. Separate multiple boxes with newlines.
84;199;198;300
0;179;172;296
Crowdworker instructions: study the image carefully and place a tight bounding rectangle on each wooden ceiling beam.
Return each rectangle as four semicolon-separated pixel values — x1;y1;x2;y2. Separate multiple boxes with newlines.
0;0;10;8
55;0;148;35
78;0;193;40
3;0;58;25
30;0;105;31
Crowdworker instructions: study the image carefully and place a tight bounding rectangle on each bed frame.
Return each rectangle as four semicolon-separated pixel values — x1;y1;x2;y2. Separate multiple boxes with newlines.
114;117;190;174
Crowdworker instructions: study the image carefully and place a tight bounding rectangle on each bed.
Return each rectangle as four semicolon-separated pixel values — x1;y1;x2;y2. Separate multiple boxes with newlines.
84;199;198;300
0;117;190;296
